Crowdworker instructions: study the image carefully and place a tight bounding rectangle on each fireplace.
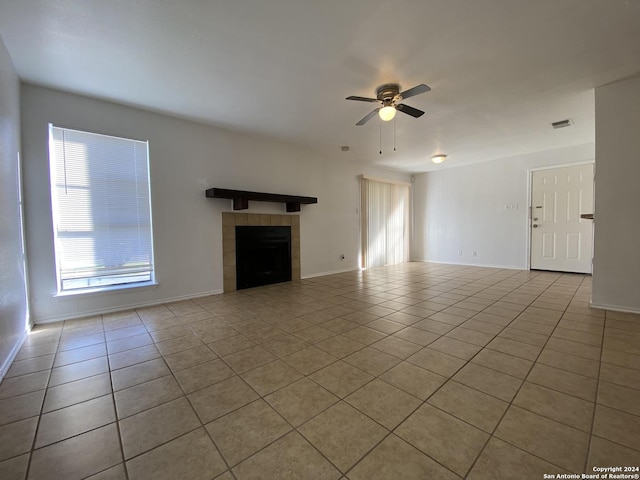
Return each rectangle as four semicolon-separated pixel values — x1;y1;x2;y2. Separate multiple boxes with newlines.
235;226;292;289
221;212;300;292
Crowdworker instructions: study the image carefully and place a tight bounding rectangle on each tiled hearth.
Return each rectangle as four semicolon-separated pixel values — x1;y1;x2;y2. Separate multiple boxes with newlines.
222;212;300;292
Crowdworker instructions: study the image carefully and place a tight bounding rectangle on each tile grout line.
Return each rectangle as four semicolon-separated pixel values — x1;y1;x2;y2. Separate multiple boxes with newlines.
460;272;587;477
243;273;636;475
23;322;65;480
432;274;567;470
4;266;637;478
582;305;608;474
179;271;498;478
202;352;345;477
343;269;560;478
170;302;343;478
237;268;545;476
184;382;237;479
106;310;136;480
108;309;232;477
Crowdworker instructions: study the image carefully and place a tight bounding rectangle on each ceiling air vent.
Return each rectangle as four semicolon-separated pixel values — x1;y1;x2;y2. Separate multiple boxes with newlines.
551;119;573;129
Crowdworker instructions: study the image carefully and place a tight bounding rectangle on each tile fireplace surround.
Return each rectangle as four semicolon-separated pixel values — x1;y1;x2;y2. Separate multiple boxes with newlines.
222;212;301;292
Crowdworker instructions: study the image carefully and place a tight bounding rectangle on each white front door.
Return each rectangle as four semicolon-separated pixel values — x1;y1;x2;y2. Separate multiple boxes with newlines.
530;164;594;273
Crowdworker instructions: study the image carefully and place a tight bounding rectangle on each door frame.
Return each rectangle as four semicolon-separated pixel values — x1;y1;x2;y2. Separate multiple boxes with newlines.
525;161;595;271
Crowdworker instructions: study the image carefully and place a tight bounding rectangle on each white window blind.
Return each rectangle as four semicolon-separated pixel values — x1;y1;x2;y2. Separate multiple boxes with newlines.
49;125;154;292
361;177;410;269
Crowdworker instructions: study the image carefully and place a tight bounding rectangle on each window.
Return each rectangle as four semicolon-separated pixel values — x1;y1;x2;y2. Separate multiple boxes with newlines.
360;176;410;269
49;125;155;292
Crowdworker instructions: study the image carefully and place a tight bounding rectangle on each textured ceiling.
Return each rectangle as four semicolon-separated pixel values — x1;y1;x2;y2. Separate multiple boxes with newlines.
1;0;639;172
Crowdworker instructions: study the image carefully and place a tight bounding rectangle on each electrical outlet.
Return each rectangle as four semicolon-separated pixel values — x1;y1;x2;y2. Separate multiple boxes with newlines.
472;251;478;257
340;254;345;261
458;250;463;256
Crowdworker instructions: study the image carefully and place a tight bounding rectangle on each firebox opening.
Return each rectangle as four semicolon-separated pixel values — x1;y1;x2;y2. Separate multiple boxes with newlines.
235;226;292;290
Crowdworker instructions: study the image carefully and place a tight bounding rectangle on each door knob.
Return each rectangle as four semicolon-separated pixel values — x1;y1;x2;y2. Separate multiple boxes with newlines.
533;224;539;228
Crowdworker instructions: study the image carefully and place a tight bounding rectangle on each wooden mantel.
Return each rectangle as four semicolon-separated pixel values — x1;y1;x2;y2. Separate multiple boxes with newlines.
206;188;318;212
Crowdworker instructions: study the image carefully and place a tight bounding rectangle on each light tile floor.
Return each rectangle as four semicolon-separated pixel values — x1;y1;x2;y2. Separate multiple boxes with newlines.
1;263;639;479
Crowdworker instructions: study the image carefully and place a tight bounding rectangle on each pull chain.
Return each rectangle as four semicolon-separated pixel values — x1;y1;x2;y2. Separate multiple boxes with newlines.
394;116;397;152
379;122;382;155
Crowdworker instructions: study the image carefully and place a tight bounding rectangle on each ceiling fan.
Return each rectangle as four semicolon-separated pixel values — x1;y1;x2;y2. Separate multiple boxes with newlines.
346;83;431;126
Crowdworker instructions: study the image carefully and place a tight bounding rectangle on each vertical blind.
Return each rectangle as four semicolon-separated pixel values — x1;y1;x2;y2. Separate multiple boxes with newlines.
361;177;410;269
49;125;154;291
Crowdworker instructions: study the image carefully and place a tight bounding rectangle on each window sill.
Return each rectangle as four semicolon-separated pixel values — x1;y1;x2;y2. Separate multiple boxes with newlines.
53;281;158;298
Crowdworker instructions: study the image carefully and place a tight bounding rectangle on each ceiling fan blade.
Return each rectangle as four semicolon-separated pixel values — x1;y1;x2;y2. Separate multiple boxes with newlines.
397;104;425;118
356;108;381;126
346;95;379;103
399;84;431;100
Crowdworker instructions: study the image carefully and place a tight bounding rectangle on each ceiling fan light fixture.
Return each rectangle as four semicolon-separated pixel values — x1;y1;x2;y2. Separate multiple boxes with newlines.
431;154;447;164
347;83;430;126
379;106;397;122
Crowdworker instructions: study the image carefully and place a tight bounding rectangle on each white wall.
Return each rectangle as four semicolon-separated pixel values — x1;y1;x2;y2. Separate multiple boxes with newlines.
0;36;28;378
411;143;595;268
592;76;640;312
21;85;409;324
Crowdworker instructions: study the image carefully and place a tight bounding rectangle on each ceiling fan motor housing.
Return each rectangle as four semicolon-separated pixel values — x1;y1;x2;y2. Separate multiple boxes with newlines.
376;83;402;104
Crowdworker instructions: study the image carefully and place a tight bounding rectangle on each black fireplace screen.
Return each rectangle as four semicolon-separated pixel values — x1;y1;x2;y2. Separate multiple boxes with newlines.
235;226;292;290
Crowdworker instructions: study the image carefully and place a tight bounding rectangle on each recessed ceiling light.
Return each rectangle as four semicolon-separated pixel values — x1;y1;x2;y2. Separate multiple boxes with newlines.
431;154;447;164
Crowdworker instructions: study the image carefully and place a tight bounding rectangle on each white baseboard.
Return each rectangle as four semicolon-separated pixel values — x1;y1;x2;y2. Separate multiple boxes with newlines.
34;289;224;325
411;258;525;270
0;330;28;382
301;266;360;279
589;302;640;315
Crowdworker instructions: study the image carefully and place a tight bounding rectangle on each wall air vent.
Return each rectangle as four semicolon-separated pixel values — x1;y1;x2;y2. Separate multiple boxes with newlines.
551;119;573;129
